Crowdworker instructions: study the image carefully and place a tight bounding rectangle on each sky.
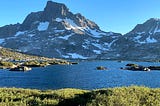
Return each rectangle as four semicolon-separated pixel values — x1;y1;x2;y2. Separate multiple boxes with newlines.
0;0;160;34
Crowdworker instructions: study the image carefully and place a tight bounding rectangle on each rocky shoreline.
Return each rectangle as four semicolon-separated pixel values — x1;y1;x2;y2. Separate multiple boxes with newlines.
0;60;78;71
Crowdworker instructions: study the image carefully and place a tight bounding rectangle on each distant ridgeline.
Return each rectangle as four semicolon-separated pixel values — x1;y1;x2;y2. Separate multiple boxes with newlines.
0;1;160;61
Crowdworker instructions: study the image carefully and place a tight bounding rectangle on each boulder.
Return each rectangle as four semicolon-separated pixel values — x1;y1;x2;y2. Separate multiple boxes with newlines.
96;66;107;70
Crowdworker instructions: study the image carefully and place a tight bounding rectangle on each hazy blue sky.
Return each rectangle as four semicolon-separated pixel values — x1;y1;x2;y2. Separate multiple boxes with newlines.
0;0;160;34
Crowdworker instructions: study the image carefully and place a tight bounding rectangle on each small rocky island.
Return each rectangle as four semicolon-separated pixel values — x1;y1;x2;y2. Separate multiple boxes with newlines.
122;63;160;71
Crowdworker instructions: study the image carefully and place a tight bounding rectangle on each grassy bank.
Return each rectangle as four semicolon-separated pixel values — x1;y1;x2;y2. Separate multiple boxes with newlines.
0;86;160;106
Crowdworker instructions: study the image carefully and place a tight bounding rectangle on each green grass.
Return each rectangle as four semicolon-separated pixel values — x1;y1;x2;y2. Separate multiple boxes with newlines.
0;86;160;106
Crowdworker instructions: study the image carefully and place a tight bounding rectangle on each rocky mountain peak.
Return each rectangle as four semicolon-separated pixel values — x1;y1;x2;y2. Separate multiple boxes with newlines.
42;1;70;21
124;18;160;45
129;18;160;35
20;1;100;31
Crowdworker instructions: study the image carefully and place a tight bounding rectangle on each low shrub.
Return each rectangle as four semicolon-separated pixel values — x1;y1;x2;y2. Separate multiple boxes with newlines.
0;86;160;106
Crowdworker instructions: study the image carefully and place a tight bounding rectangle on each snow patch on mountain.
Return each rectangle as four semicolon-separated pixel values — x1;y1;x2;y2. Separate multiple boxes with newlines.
82;44;88;49
136;36;157;44
62;55;70;58
67;53;88;59
15;31;26;37
28;34;35;37
134;35;142;40
108;39;117;48
65;19;78;28
55;49;61;55
87;29;105;38
38;22;49;31
154;23;160;34
136;32;145;35
70;42;76;45
93;50;101;54
92;43;107;50
55;18;85;31
55;18;62;22
137;41;146;44
64;18;85;30
58;33;74;40
0;39;4;44
54;29;65;33
146;36;157;43
154;29;160;34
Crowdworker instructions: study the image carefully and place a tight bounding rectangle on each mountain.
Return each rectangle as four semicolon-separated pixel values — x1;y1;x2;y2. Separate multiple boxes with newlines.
0;1;122;59
125;18;160;43
110;18;160;61
0;1;160;61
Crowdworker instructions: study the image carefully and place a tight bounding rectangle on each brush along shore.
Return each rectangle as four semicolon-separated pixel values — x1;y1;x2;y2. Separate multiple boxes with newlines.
0;86;159;106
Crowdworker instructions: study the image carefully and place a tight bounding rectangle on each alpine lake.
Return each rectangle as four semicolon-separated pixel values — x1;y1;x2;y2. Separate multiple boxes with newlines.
0;60;160;90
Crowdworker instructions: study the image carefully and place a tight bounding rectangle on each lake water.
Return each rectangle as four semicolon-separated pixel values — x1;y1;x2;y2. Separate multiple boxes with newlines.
0;61;160;90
